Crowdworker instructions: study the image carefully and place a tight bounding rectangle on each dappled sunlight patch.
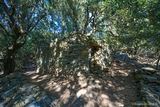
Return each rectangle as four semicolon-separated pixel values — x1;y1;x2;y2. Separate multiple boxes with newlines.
46;81;58;91
53;84;62;92
84;99;97;107
138;56;156;65
141;66;157;72
71;85;76;89
100;99;109;107
86;85;95;92
117;70;129;76
43;78;72;93
116;87;125;91
23;71;37;76
97;93;124;107
35;74;50;82
67;84;71;88
100;99;112;107
94;82;102;89
71;60;76;64
0;33;140;106
85;93;94;98
114;101;124;107
85;91;99;100
87;83;102;90
31;74;39;79
100;94;109;99
77;71;83;77
39;75;49;79
78;76;88;88
101;100;123;107
59;89;71;104
20;62;137;107
95;79;101;84
55;68;62;76
76;89;87;98
107;81;114;88
59;41;68;48
0;76;56;107
48;81;57;86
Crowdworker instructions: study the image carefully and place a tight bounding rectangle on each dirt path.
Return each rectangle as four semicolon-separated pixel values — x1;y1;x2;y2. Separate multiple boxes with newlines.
0;59;137;107
23;62;137;107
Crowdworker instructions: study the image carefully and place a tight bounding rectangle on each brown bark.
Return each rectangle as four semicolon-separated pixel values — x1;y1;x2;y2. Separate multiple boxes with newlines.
3;40;25;75
156;55;160;69
4;51;15;75
1;0;45;75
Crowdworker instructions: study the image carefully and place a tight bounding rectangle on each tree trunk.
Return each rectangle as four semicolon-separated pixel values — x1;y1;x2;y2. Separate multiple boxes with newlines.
4;54;15;75
3;41;25;75
133;46;138;55
88;48;92;73
156;55;160;69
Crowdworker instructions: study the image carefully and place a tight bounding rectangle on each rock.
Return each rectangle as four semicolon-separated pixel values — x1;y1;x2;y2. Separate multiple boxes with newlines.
135;67;160;107
114;52;130;62
0;73;56;107
141;67;157;73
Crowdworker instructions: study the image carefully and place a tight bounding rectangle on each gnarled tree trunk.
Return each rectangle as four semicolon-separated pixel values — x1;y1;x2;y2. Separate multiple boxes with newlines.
1;0;45;75
4;51;15;75
3;41;25;75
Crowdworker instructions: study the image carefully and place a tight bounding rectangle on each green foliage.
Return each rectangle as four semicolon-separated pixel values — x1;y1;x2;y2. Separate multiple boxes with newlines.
0;0;160;73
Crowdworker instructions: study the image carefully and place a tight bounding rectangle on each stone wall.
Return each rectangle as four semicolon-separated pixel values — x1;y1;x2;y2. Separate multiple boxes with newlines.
35;36;111;75
35;36;89;75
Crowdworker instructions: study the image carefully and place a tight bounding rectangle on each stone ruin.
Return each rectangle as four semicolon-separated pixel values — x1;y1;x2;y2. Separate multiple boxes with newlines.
34;35;112;75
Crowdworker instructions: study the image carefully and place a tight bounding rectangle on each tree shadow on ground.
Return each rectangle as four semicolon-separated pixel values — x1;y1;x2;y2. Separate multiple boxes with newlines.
0;38;141;107
0;72;58;107
0;58;138;107
23;60;137;107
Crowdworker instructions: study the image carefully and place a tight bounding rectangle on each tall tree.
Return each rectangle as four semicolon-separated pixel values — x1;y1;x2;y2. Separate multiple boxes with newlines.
0;0;47;74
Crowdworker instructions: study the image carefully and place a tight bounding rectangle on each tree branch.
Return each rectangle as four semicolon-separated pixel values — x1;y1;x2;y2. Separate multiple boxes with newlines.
83;5;89;34
27;13;46;33
0;22;10;36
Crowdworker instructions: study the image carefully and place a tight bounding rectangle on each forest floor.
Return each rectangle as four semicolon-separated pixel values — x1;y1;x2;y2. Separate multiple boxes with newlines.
22;61;137;107
1;57;158;107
